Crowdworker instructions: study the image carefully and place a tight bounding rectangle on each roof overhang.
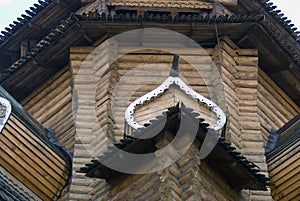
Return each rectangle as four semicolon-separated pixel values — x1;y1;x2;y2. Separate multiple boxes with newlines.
80;104;268;191
0;12;299;105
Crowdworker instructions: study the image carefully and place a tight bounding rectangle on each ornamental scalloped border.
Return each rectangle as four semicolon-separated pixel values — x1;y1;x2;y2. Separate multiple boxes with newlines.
0;97;12;133
125;75;226;131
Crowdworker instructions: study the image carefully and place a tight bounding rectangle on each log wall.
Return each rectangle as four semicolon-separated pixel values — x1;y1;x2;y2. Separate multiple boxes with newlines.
19;35;300;200
112;51;219;139
216;37;300;200
97;131;240;201
0;114;70;201
258;69;300;141
68;41;117;200
267;139;300;200
21;65;76;200
21;65;75;153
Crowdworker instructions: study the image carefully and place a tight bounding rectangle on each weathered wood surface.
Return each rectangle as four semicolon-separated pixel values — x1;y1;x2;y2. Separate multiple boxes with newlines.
21;35;299;200
21;66;75;153
0;115;69;201
267;140;300;200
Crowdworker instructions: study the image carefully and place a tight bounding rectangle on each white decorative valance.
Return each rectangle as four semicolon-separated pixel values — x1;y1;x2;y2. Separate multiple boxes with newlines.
0;97;12;133
125;55;226;131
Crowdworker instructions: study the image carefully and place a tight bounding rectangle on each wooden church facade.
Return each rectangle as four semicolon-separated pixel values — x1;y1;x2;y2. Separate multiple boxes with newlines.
0;0;299;200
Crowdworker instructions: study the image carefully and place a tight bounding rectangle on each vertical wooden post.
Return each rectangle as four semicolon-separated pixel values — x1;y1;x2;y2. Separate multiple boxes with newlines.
21;39;36;57
98;0;108;14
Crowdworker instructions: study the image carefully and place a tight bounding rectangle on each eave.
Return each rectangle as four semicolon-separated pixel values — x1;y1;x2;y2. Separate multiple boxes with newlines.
0;86;71;200
0;12;299;105
0;0;81;70
0;13;264;100
265;113;300;200
266;113;300;160
0;174;29;201
80;104;269;191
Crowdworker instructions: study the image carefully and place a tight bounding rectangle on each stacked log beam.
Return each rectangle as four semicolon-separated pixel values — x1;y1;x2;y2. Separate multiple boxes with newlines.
68;41;118;200
22;34;300;200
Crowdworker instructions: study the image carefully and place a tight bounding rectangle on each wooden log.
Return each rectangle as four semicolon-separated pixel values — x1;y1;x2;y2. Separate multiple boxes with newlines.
0;155;51;201
9;115;66;166
118;47;215;55
234;56;258;66
258;69;299;115
26;79;71;115
117;54;213;64
2;125;66;183
0;132;63;192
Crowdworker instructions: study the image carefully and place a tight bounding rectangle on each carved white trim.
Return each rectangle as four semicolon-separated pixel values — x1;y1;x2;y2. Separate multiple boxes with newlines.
0;97;12;133
125;75;226;131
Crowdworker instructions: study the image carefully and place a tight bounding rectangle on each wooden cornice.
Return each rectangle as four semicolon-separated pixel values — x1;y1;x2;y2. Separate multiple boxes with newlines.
107;0;214;9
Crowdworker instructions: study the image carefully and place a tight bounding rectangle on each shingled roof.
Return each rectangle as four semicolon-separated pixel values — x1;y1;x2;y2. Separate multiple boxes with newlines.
80;104;269;191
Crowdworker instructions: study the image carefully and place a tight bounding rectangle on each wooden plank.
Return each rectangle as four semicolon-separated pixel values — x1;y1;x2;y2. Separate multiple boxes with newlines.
32;86;71;119
1;126;65;186
8;116;66;168
35;93;72;123
0;155;51;201
0;132;63;192
3;122;68;178
43;102;73;128
117;47;214;55
25;78;71;115
258;69;300;114
257;98;285;127
22;66;70;108
268;141;300;165
269;159;300;181
0;140;57;199
258;93;289;126
272;168;299;188
273;179;300;200
258;84;295;120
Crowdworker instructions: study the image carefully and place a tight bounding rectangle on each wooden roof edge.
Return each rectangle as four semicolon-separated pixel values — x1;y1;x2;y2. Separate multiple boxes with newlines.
0;12;265;84
0;0;81;47
79;105;269;190
257;0;300;42
266;113;300;160
258;20;300;67
233;0;300;67
277;112;300;134
0;173;31;201
0;85;73;169
0;166;42;201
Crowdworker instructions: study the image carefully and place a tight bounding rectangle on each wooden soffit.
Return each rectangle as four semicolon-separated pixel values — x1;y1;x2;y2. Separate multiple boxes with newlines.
107;0;213;9
107;0;237;8
80;104;268;190
0;86;71;201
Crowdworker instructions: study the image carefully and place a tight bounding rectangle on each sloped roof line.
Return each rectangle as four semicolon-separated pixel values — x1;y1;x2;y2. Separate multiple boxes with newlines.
0;12;265;83
79;105;269;190
0;85;72;167
258;0;300;42
266;113;300;159
0;0;55;44
0;0;298;44
0;173;30;201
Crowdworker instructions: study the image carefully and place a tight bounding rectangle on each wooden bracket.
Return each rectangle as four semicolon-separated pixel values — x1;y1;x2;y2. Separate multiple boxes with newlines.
21;39;36;57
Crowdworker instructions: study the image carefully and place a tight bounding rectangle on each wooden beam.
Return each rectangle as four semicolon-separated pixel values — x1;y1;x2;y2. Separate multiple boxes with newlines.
217;0;238;6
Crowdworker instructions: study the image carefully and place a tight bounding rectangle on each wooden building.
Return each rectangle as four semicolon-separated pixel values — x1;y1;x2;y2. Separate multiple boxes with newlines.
0;0;299;200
